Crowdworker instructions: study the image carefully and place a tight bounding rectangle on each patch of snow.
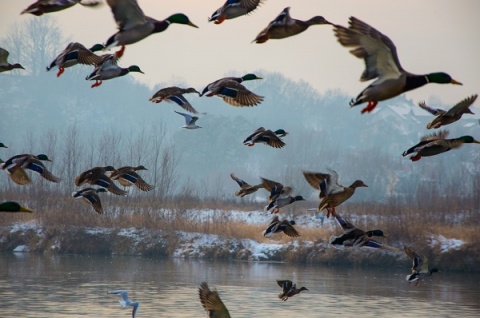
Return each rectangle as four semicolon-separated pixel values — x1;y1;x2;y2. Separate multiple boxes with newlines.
13;245;29;253
84;227;111;235
10;221;40;234
244;239;283;260
428;234;464;253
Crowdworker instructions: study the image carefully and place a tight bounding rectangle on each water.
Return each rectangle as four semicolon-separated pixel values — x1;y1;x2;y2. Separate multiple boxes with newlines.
0;253;478;317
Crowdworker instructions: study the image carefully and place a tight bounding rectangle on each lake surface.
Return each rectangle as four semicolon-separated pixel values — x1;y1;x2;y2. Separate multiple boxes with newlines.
0;253;479;317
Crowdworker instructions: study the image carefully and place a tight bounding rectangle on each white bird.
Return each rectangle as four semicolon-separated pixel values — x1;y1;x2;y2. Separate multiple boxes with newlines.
108;290;140;318
174;110;201;129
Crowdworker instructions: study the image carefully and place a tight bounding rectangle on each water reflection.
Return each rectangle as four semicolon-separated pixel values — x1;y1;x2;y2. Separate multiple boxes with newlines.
0;254;479;317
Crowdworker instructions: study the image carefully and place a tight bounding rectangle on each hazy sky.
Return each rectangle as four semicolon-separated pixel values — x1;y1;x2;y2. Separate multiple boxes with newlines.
2;0;479;107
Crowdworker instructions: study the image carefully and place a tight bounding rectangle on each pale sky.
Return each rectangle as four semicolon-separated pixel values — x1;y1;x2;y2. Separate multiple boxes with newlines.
2;0;479;107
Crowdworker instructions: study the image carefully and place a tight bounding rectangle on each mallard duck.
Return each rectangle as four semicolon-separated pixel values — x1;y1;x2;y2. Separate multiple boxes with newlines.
253;7;331;43
243;127;288;148
303;169;367;218
85;54;143;88
198;282;231;318
174;110;201;129
333;16;462;114
331;214;387;248
109;165;154;191
72;187;107;214
276;280;308;301
404;245;439;286
108;290;140;318
418;94;477;129
208;0;264;24
105;0;198;48
149;87;201;114
46;42;115;77
0;48;25;73
260;177;292;204
0;158;31;185
0;201;33;213
1;154;60;183
230;173;264;197
200;74;264;106
402;130;480;161
266;194;305;214
21;0;102;16
263;215;299;237
75;166;127;195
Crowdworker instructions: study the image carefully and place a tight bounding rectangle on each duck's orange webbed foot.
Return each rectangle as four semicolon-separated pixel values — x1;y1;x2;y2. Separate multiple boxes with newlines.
247;143;254;147
410;154;422;162
90;80;102;88
414;281;420;287
56;67;65;77
115;45;125;59
330;207;336;217
214;16;226;24
361;101;378;114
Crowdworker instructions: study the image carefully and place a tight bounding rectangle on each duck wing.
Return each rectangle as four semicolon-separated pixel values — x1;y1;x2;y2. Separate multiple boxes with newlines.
106;0;148;31
198;282;231;318
444;94;477;117
417;101;446;116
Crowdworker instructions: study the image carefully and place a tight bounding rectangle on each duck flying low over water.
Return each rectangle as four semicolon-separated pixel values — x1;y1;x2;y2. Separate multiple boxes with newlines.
253;7;332;43
1;154;61;183
46;42;118;77
230;173;264;197
149;87;201;114
402;130;480;161
333;16;462;114
276;280;308;301
105;0;198;48
198;282;231;318
331;214;390;249
108;290;140;318
72;187;107;214
404;245;439;286
0;48;25;73
109;165;154;191
260;177;292;204
21;0;102;16
0;201;33;213
418;94;477;129
302;169;367;218
174;110;201;129
266;194;305;214
263;215;300;237
209;0;264;24
85;55;143;88
75;166;127;195
243;127;288;148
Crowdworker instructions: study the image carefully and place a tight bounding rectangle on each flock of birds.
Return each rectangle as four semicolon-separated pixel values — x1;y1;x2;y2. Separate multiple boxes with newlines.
1;0;478;317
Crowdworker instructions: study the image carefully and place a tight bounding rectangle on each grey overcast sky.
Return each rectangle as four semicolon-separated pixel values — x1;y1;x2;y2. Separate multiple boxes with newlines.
2;0;479;107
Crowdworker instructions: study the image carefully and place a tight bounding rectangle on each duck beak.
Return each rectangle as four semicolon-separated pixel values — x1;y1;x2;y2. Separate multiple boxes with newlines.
450;79;462;85
473;139;480;144
19;206;33;213
188;21;199;28
466;109;474;114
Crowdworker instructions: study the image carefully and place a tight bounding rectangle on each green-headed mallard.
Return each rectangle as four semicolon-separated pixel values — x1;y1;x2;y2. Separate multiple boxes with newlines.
266;194;305;214
260;177;292;204
105;0;198;48
109;165;154;191
72;187;107;214
331;214;388;249
263;216;299;237
276;280;308;301
85;54;143;88
46;42;115;77
174;110;201;129
149;86;201;114
21;0;102;16
198;282;231;318
200;74;264;107
208;0;264;25
107;290;140;318
253;7;331;43
243;127;288;148
404;245;439;286
0;158;31;185
1;154;60;183
418;94;477;129
402;130;480;161
75;166;127;195
0;201;33;213
0;48;25;73
333;16;462;114
230;173;264;197
303;169;367;218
